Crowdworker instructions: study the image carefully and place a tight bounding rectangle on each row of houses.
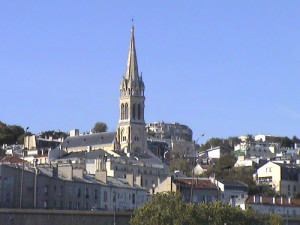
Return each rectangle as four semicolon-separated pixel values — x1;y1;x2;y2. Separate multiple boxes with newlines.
0;161;148;211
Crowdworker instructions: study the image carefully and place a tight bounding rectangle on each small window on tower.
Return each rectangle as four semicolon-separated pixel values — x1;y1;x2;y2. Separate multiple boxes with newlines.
132;104;136;119
121;104;125;120
125;103;129;119
138;104;141;120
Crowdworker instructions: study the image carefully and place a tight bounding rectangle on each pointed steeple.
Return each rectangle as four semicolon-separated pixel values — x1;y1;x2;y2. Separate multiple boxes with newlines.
125;26;139;81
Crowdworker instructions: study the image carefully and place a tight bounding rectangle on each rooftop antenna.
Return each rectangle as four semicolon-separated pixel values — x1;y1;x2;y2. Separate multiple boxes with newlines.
131;17;134;27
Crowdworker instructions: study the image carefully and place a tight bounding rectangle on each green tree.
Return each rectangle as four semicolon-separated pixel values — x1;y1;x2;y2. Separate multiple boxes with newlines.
0;121;25;145
280;136;293;148
130;192;281;225
92;122;108;133
130;192;189;225
169;158;192;176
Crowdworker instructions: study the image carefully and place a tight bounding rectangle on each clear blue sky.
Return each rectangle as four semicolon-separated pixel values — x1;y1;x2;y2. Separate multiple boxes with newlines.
1;1;299;143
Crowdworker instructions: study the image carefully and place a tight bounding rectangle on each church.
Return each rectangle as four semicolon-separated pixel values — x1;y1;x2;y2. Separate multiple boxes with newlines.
61;26;147;156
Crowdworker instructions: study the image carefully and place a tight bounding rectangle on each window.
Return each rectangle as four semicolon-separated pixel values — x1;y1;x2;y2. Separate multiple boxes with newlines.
132;194;135;204
43;200;48;208
132;104;136;119
60;186;63;197
85;188;89;198
125;103;128;119
288;185;290;191
77;188;81;197
94;189;98;199
113;192;117;202
53;185;56;192
294;186;296;192
44;185;49;195
121;104;125;120
68;201;72;209
138;104;141;120
104;191;108;202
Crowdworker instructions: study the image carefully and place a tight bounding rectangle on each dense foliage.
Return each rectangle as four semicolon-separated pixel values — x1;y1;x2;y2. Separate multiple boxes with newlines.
92;122;108;133
130;192;282;225
0;121;25;146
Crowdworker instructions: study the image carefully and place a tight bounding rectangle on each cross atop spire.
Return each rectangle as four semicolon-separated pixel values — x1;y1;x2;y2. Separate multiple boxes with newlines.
125;25;139;81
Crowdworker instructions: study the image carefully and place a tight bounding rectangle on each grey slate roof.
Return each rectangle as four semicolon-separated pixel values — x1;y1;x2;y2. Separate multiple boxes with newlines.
86;149;113;159
61;131;116;149
60;151;87;160
219;179;248;187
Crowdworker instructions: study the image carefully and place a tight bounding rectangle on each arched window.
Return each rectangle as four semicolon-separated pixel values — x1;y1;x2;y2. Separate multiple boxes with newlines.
138;104;141;120
132;104;136;119
125;103;128;119
121;104;125;120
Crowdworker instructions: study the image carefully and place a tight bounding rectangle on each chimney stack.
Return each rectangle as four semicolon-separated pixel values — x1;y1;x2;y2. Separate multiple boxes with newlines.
126;173;134;186
95;171;107;184
136;174;142;187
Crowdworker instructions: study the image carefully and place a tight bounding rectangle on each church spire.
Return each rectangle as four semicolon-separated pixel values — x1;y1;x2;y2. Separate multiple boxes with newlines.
125;26;139;81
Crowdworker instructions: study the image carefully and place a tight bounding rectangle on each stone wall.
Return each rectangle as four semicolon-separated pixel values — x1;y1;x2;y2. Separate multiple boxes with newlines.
0;209;132;225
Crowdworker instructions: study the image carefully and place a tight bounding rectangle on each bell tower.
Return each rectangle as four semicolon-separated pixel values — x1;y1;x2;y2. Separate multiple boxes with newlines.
116;26;147;154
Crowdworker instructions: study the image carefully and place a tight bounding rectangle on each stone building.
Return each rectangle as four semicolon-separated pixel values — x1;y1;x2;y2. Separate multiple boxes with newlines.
254;161;300;196
0;163;148;211
155;176;219;203
146;121;193;141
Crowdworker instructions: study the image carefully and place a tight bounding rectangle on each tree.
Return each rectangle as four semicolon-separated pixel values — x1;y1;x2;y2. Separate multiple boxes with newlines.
92;122;108;133
130;192;189;225
280;137;293;148
130;192;281;225
0;121;25;145
169;158;192;176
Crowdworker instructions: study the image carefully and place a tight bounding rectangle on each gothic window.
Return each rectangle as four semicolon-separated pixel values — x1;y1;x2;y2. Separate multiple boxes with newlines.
138;104;141;120
132;104;136;119
125;103;129;119
121;104;125;120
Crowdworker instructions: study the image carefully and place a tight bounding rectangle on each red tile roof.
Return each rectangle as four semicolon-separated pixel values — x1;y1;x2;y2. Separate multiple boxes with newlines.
174;178;217;189
0;156;24;163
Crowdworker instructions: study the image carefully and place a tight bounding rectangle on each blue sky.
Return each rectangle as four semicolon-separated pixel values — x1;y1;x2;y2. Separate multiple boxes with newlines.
1;1;299;143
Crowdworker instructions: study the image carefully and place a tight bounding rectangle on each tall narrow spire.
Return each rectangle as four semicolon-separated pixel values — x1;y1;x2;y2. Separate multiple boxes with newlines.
125;26;139;81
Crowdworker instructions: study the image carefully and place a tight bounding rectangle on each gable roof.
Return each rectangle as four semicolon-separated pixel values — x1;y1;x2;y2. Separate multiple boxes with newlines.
61;131;116;149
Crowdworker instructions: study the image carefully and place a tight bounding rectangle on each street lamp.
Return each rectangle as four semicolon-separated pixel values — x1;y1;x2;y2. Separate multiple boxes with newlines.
20;126;29;208
190;133;205;203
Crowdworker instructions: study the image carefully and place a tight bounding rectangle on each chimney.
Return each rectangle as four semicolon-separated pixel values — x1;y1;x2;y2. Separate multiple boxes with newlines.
136;174;142;187
126;173;134;186
53;164;58;177
95;170;107;184
69;129;79;137
58;165;73;180
73;169;83;179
